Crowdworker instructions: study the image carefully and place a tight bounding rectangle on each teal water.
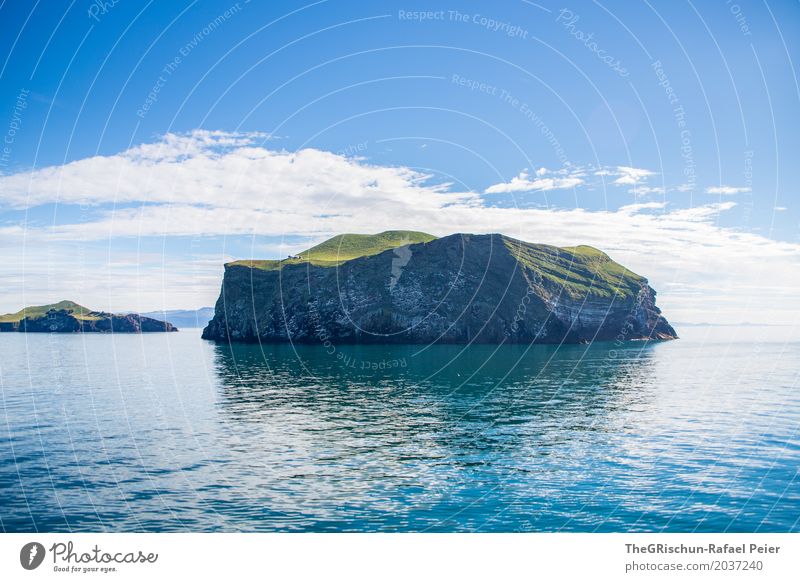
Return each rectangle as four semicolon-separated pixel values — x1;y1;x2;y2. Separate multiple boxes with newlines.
1;327;798;532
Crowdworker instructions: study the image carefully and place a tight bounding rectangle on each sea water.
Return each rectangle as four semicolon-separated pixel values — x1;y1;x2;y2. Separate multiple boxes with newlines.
1;326;798;532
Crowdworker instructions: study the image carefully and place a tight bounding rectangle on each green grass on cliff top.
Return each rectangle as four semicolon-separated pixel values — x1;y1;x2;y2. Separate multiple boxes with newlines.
227;231;436;270
506;240;646;299
0;300;102;322
224;231;647;299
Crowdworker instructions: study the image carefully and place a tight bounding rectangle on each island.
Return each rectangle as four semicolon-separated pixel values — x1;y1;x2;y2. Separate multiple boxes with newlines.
0;301;178;333
202;231;677;344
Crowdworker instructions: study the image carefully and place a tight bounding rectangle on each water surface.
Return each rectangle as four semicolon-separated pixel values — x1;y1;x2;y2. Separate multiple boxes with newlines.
1;327;798;532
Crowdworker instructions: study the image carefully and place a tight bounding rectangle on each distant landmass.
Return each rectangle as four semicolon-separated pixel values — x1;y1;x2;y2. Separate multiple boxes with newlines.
140;307;215;329
202;231;676;344
0;300;177;333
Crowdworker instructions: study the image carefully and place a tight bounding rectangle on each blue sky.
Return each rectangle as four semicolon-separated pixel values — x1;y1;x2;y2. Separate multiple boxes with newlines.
0;0;798;324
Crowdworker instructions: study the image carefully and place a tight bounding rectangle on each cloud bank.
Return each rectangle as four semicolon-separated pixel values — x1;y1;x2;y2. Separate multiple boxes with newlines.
705;186;752;195
484;170;584;193
0;130;797;325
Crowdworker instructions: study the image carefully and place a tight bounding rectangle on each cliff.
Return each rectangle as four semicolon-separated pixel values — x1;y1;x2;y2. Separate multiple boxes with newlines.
0;300;178;333
202;232;676;344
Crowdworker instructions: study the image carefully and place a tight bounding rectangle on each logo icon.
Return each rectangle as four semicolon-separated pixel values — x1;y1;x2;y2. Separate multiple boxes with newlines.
20;542;45;570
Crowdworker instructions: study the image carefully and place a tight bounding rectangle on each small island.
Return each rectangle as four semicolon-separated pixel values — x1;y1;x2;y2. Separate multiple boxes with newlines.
0;300;178;333
203;231;676;344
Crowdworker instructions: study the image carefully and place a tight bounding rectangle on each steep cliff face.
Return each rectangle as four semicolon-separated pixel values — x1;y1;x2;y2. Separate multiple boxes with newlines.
0;301;178;333
202;233;676;344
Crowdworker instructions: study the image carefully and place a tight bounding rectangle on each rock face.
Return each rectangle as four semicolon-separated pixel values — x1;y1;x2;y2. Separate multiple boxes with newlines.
202;233;676;344
0;300;178;333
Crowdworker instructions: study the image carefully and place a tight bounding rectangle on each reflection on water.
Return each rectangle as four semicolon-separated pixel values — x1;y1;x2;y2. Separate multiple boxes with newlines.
0;330;798;532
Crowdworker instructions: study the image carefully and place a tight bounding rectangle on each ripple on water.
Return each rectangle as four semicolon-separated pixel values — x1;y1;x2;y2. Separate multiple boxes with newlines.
0;331;798;531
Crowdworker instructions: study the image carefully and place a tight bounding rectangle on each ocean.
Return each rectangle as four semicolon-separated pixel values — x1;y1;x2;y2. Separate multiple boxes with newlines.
1;326;798;532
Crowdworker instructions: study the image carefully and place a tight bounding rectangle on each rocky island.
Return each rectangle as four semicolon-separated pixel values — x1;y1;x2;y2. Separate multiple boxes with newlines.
202;231;676;344
0;300;178;333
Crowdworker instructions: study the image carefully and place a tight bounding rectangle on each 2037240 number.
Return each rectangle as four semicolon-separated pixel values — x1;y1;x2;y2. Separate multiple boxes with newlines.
712;560;763;571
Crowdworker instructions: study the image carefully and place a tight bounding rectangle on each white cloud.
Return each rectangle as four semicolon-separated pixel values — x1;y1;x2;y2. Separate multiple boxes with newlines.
774;206;787;212
485;171;584;194
486;165;660;194
617;202;667;214
705;185;752;195
613;166;655;185
629;185;666;196
0;131;798;325
0;129;475;211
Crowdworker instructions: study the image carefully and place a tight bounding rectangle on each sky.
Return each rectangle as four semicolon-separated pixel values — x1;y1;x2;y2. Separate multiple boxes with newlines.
0;0;798;325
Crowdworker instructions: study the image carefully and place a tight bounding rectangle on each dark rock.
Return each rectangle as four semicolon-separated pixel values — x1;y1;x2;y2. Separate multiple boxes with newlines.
1;308;178;333
202;233;676;345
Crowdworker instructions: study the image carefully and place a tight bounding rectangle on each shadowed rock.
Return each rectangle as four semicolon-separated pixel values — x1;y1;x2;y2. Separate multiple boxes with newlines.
0;300;178;333
202;232;676;344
